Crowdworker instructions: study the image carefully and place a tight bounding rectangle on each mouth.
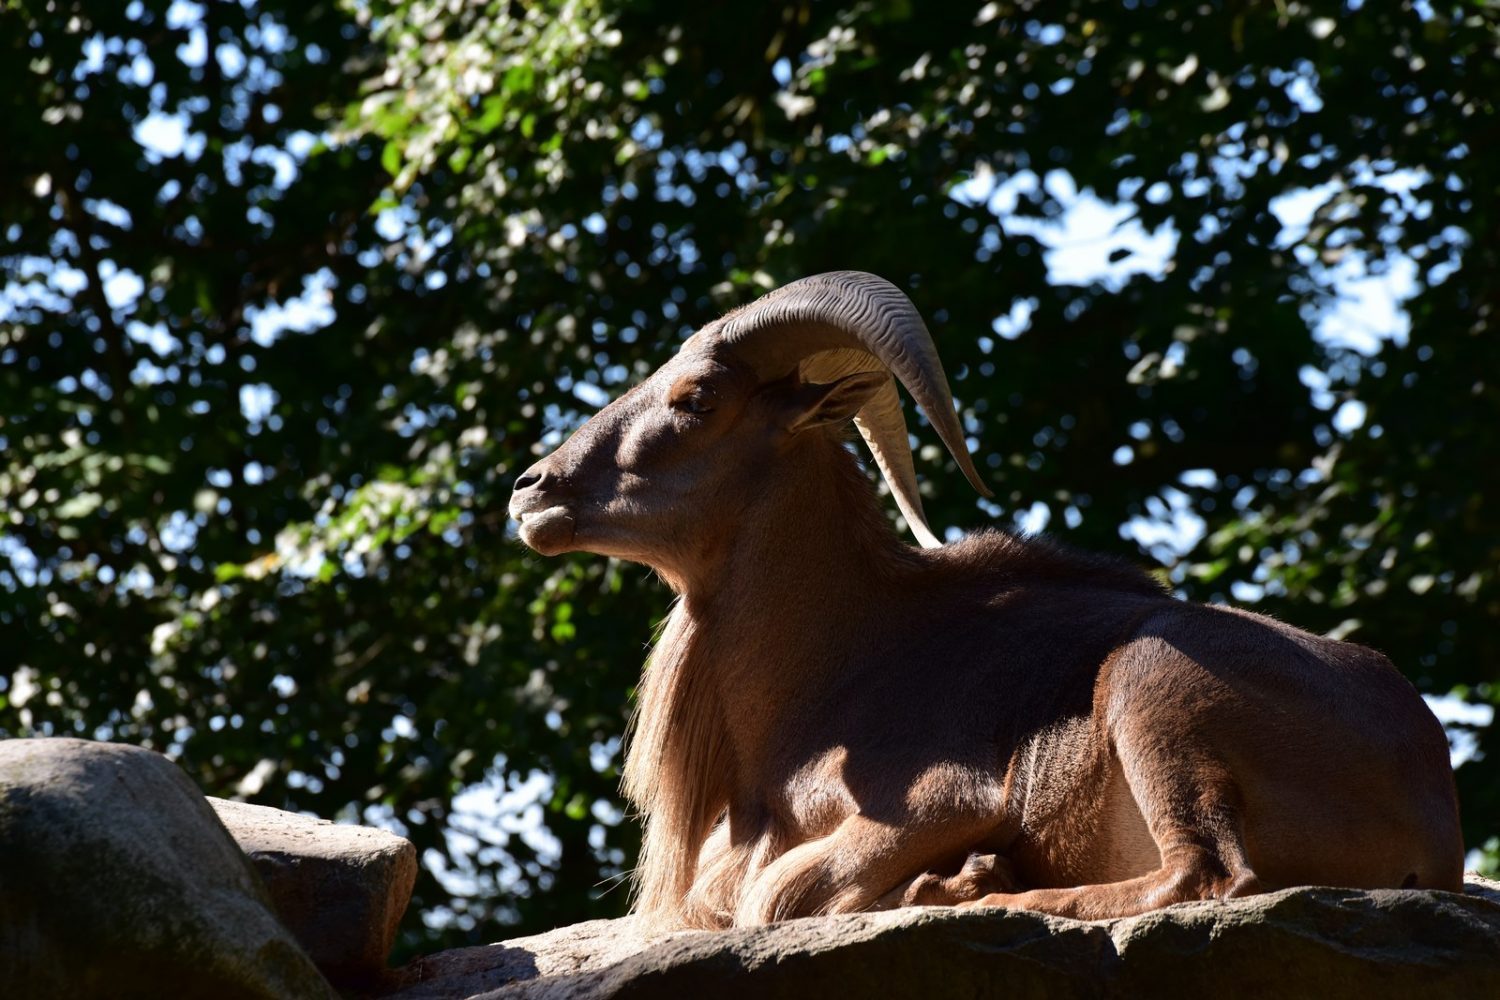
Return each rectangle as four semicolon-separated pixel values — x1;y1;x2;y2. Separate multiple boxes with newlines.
515;505;578;555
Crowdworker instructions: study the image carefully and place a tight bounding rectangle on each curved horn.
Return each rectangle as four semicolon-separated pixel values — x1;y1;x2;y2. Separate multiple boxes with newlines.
792;348;943;547
700;271;991;545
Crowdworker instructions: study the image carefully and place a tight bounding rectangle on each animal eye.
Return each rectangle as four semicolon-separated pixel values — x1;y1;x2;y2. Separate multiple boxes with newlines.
672;393;714;415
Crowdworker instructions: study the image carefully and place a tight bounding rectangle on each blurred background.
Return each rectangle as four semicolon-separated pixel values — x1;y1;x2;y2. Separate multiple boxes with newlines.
3;0;1497;958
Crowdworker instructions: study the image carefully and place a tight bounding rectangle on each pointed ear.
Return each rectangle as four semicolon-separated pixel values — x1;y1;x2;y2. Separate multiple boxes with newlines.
785;370;888;433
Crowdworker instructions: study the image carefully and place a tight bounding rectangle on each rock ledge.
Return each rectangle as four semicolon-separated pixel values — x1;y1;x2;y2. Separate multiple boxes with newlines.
388;875;1500;999
211;798;418;988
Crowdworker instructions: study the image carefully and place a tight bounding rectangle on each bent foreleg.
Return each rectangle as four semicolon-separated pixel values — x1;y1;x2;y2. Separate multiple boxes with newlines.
873;850;1020;909
734;812;1007;925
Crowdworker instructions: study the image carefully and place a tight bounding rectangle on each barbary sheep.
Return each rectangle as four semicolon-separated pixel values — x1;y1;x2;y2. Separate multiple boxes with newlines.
508;270;1463;930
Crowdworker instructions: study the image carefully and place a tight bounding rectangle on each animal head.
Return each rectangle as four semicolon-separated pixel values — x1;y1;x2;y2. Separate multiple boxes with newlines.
508;271;991;575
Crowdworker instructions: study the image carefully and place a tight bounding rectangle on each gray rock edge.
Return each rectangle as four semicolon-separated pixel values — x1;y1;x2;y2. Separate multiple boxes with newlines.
385;875;1500;1000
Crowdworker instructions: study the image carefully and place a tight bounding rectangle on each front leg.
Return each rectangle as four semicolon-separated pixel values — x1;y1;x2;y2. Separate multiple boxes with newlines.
734;811;1004;925
873;851;1020;909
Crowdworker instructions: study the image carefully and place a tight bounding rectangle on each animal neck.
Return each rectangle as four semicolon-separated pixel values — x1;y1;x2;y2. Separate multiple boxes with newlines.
689;431;906;741
651;429;902;598
623;430;908;926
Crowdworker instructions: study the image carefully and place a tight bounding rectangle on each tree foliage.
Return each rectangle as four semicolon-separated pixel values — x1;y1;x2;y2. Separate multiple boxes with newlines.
3;0;1497;954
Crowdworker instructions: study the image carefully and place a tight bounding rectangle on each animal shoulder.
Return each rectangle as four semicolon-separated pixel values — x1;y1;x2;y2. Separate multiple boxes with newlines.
931;528;1167;599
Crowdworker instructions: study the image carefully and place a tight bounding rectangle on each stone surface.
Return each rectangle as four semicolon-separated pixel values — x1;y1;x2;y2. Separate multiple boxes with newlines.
386;876;1500;999
0;737;333;1000
210;797;418;988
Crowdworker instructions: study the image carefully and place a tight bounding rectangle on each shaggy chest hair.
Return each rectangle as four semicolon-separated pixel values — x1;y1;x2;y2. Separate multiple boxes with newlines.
623;606;731;928
624;604;824;929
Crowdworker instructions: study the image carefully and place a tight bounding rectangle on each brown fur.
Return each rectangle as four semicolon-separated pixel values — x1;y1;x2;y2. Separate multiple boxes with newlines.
510;345;1465;931
623;607;735;925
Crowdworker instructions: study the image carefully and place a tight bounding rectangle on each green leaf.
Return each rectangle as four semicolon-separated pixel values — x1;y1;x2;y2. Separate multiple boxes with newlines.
382;139;404;178
54;492;102;519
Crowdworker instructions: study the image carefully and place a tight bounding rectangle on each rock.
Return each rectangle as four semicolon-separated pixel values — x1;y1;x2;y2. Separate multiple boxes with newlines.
210;798;418;988
386;875;1500;999
0;737;333;1000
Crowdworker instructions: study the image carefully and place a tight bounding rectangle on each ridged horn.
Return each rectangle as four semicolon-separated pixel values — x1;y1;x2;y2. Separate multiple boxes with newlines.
696;271;991;547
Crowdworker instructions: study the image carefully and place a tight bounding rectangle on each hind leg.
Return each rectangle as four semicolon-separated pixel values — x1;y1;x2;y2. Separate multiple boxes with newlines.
968;728;1261;920
963;843;1260;919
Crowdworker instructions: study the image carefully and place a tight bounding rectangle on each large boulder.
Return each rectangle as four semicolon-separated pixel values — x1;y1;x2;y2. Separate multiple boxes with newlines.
0;737;333;1000
387;876;1500;999
210;798;418;988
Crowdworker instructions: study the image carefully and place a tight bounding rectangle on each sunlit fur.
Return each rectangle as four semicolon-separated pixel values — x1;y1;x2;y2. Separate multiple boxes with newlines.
511;343;1465;933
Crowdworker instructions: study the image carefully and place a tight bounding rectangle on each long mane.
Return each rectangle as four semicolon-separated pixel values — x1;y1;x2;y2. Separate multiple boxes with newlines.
621;602;735;928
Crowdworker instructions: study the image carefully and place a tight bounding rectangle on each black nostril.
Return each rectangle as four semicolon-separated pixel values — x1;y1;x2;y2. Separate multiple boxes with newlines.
514;470;544;491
